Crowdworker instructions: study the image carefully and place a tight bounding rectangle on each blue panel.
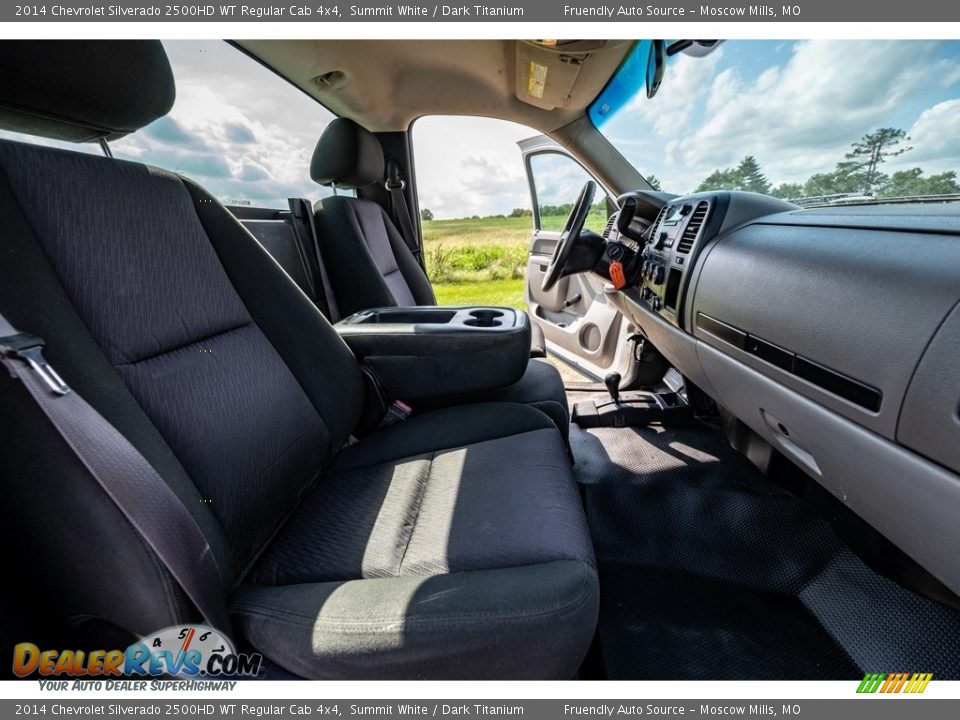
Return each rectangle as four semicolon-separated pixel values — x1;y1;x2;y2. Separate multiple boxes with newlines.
588;41;649;129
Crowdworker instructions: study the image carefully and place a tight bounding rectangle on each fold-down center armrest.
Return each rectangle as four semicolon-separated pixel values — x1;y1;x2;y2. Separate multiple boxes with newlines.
334;306;531;401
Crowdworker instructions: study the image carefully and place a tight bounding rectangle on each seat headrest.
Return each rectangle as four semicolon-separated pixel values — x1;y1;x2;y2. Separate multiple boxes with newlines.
310;117;384;189
0;40;175;142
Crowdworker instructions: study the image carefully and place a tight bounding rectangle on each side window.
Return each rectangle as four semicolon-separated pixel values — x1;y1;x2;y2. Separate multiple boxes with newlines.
410;115;541;309
528;152;606;233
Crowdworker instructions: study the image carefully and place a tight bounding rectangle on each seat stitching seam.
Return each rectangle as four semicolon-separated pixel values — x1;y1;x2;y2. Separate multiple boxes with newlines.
335;427;558;472
395;450;435;576
115;321;252;366
231;564;594;629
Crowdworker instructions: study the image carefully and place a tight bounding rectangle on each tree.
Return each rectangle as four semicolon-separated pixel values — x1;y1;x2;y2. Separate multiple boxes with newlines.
736;156;771;194
420;208;434;221
879;169;960;198
645;174;663;191
801;169;865;198
696;167;741;192
841;127;912;195
695;156;770;193
539;203;574;217
770;182;803;200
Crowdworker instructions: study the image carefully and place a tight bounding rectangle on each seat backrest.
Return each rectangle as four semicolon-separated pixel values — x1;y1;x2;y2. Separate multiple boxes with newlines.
235;207;315;298
309;118;436;318
0;41;365;638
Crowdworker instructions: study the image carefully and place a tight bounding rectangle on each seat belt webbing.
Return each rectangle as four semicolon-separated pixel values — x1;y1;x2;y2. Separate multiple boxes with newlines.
288;197;340;323
285;199;320;302
385;159;425;271
0;314;232;634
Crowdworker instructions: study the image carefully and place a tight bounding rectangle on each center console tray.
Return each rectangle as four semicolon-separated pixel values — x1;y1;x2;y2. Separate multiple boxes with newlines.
335;306;531;400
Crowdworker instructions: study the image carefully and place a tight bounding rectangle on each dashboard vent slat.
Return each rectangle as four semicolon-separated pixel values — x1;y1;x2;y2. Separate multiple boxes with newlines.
602;215;616;239
651;205;669;238
676;201;708;254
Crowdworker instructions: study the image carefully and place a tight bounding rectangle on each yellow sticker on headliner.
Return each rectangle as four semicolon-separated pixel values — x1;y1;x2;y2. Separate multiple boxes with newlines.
528;61;547;98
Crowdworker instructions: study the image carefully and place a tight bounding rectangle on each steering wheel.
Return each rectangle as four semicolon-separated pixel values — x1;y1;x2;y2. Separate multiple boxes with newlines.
542;180;597;292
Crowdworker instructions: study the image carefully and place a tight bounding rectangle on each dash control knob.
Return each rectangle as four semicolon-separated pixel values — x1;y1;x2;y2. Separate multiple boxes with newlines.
654;265;665;284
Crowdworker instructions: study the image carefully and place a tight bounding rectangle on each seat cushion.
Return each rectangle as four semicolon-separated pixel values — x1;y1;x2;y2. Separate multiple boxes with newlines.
415;358;570;441
233;403;598;679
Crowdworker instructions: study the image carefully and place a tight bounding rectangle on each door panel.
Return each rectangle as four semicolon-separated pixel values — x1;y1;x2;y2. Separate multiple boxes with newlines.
527;231;569;312
521;140;627;379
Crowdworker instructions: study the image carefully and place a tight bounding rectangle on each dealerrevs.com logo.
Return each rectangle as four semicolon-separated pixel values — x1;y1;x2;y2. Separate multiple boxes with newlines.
13;625;262;679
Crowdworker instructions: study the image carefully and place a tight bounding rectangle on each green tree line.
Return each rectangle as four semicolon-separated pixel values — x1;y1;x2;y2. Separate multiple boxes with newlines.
421;201;607;223
695;128;959;200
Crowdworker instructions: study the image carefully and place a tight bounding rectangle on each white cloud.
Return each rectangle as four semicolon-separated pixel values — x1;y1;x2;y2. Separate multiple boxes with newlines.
528;153;595;207
935;58;960;88
630;49;726;137
675;42;941;184
108;41;334;207
888;99;960;175
412;116;538;219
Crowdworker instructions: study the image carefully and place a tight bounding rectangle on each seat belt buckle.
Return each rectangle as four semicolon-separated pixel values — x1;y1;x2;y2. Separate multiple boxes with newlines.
378;399;412;429
0;332;71;396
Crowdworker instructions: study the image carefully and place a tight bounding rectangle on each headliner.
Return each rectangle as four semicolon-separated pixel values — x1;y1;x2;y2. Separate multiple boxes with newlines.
235;40;633;134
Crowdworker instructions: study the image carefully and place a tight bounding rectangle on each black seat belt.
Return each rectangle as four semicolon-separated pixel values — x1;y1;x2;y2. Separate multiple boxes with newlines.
385;158;425;271
288;197;340;323
284;201;320;303
0;314;232;634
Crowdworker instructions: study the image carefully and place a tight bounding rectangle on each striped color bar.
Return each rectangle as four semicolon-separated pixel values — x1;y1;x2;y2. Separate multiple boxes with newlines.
857;673;933;693
904;673;934;693
856;673;885;693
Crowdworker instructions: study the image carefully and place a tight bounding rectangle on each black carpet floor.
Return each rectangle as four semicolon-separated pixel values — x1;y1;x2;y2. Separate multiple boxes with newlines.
569;414;960;680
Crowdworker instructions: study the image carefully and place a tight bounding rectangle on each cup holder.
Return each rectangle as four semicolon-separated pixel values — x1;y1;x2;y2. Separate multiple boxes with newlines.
464;309;506;328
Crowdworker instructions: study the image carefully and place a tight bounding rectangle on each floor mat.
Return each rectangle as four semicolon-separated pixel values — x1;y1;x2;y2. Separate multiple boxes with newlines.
571;419;960;680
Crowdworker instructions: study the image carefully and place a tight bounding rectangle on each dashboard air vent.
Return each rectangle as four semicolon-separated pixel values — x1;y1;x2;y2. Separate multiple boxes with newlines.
650;205;669;237
676;201;708;254
602;215;616;239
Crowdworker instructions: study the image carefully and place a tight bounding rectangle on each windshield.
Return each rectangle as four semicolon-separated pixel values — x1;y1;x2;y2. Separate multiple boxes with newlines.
590;40;960;206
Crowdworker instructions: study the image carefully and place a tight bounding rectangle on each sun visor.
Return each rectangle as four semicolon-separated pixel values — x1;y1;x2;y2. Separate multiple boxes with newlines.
515;41;602;111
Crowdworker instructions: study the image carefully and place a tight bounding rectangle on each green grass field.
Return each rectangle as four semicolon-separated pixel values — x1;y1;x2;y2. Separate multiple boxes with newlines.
422;209;607;307
433;278;527;308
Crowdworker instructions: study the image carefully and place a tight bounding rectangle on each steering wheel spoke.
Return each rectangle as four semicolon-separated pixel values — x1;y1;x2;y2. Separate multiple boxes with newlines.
541;181;597;292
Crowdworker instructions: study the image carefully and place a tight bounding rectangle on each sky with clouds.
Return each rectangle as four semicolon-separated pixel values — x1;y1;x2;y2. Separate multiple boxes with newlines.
412;115;537;219
2;40;957;216
596;40;960;194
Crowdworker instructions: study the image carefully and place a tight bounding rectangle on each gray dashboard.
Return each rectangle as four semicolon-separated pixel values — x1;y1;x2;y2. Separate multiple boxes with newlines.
606;191;960;596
